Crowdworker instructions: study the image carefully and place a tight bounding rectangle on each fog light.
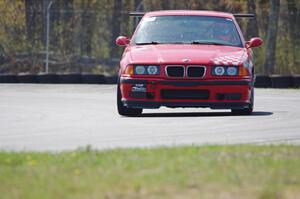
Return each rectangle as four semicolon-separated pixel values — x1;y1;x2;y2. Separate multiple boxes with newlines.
146;92;155;99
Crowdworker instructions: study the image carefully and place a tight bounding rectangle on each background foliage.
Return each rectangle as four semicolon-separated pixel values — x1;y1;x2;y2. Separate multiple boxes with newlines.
0;0;299;75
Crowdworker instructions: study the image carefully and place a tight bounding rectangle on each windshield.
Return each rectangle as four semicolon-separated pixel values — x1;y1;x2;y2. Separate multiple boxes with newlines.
133;16;242;47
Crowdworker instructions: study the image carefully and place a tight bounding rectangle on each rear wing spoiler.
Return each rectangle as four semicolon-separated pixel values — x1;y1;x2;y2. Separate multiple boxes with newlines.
233;14;255;18
129;12;255;18
129;12;145;17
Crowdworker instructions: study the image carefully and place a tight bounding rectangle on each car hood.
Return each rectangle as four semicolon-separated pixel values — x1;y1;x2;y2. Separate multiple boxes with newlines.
129;44;246;65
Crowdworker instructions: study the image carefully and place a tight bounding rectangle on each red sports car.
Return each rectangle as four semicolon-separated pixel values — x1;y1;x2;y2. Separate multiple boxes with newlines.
116;10;263;116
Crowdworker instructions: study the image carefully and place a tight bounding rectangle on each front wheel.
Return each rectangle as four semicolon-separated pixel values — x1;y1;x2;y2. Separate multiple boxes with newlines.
231;89;254;115
117;83;142;117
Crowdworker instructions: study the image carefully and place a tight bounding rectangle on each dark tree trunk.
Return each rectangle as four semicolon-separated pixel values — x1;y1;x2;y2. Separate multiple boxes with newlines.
63;0;74;22
50;1;60;24
161;0;171;10
287;0;297;67
25;0;43;47
257;0;269;37
50;1;61;48
80;0;93;55
62;0;74;54
110;0;122;58
264;0;280;75
25;0;35;47
246;0;259;40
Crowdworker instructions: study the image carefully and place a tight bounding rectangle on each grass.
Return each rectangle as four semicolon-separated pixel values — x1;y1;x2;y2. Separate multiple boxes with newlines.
1;145;300;199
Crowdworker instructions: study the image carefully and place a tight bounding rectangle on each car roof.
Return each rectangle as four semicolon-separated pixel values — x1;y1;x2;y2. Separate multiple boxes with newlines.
144;10;234;19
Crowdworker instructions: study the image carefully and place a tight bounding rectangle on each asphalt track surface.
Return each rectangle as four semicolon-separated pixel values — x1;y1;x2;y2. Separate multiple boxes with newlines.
0;84;300;151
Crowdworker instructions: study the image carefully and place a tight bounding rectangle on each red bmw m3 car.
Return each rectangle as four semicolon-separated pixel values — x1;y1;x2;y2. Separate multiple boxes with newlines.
116;10;263;116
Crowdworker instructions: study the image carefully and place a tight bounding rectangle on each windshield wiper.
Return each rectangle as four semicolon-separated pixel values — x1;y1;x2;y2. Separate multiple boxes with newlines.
191;40;227;46
167;42;188;44
135;41;160;45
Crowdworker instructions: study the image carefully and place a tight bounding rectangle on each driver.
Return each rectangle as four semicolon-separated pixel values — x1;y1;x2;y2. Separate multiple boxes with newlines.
212;23;234;42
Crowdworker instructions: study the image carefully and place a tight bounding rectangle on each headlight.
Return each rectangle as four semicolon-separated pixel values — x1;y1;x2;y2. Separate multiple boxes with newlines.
213;66;225;76
212;66;238;76
134;65;160;75
147;65;159;75
135;66;146;75
227;67;238;76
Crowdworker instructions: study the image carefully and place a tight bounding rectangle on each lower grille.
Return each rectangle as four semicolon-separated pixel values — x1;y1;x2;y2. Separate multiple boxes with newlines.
129;92;146;99
216;93;242;100
161;89;210;100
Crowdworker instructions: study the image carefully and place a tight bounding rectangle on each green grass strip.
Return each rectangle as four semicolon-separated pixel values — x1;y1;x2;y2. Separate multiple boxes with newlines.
1;145;300;199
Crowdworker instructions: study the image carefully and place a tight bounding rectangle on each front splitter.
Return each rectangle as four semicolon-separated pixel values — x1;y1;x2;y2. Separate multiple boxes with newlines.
122;100;251;109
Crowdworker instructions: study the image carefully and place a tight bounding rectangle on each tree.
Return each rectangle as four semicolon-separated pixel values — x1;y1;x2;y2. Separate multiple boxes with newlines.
287;0;298;68
80;0;93;55
161;0;171;10
264;0;280;74
110;0;122;58
246;0;259;40
61;0;75;54
25;0;43;49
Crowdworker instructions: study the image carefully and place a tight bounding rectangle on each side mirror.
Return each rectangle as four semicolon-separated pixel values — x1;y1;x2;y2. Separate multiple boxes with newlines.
246;37;263;48
116;36;130;46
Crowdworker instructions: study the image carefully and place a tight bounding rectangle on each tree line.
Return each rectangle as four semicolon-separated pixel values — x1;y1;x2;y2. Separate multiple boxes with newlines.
0;0;299;75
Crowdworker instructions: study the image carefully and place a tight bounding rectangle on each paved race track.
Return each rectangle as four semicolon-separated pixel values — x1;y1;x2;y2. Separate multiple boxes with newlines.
0;84;299;151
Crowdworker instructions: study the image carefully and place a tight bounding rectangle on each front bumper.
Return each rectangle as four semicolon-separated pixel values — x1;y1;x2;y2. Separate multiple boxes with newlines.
120;77;253;109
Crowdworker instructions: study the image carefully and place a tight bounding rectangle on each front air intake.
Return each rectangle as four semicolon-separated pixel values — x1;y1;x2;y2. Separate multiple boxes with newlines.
161;89;210;100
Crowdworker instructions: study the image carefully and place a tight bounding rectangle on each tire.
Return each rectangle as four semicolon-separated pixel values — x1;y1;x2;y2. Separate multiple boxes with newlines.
117;82;142;117
231;88;254;115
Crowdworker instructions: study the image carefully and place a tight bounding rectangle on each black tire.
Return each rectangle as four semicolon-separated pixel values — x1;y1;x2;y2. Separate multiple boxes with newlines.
231;89;254;115
117;82;142;117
